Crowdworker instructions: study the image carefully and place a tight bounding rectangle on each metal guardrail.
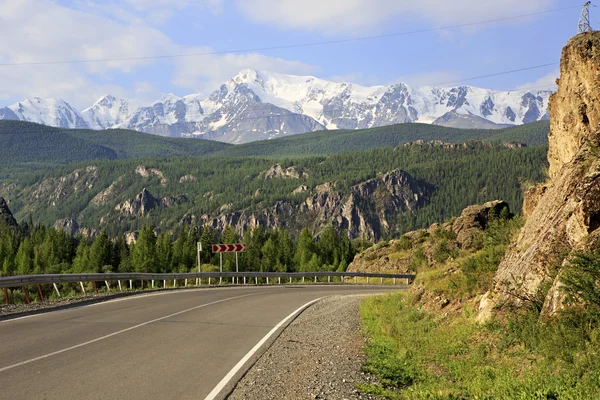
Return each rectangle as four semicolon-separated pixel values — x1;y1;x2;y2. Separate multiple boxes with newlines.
0;272;416;305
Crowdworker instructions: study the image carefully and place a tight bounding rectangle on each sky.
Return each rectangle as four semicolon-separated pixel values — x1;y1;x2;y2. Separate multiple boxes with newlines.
0;0;586;110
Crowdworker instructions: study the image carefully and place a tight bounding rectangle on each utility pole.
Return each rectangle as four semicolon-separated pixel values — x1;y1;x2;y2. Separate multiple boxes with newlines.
579;2;593;34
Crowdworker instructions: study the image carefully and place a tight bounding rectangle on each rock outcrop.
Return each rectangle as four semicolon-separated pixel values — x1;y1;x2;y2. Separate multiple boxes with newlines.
452;201;512;249
205;169;429;240
262;164;305;180
54;218;79;236
0;198;18;227
114;189;188;218
479;33;600;320
135;166;168;186
115;188;159;217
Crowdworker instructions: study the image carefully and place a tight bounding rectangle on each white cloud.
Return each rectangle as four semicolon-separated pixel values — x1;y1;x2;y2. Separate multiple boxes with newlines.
515;69;559;91
0;0;316;108
236;0;557;34
172;48;320;93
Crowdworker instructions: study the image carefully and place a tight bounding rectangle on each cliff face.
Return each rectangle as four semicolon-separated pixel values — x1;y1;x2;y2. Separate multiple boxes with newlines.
0;198;17;227
548;34;600;179
204;169;429;240
479;33;600;320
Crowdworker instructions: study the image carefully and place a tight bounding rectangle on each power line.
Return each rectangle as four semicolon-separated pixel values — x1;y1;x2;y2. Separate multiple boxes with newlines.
0;5;580;67
428;63;558;86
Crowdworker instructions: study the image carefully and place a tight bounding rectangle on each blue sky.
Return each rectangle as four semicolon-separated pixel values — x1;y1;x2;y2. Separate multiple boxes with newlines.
0;0;586;109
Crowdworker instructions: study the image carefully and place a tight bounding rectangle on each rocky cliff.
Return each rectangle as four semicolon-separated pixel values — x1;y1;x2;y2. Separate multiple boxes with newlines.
203;169;429;240
479;33;600;320
0;198;17;227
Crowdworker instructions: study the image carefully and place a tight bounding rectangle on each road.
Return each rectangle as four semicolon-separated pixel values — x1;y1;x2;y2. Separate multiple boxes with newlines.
0;285;401;400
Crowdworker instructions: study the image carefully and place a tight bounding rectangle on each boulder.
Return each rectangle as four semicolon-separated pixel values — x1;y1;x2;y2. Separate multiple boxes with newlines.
452;200;512;249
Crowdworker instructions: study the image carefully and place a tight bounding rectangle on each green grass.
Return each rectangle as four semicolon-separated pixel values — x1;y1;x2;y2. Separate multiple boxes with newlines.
359;293;600;399
358;216;600;398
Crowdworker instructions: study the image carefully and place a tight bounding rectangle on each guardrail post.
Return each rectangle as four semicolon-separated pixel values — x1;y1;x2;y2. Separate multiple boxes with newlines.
80;282;86;295
93;281;99;295
314;276;317;283
354;276;357;284
244;277;246;285
278;277;281;285
341;275;344;284
289;277;292;284
266;277;269;285
129;280;133;290
219;277;222;285
163;279;166;288
53;283;61;298
173;279;176;287
141;280;144;290
406;278;410;285
152;280;154;288
393;278;396;285
380;277;383;285
118;280;123;291
302;276;305;284
185;279;188;287
36;284;45;302
4;287;9;304
328;276;330;283
367;277;370;284
255;277;258;285
23;286;30;304
208;277;211;285
105;281;111;292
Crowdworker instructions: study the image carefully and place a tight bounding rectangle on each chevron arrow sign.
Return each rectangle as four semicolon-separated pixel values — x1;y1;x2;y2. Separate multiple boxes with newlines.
211;244;247;253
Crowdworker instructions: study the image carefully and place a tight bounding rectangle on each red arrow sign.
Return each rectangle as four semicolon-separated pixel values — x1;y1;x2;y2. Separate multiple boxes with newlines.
212;243;246;253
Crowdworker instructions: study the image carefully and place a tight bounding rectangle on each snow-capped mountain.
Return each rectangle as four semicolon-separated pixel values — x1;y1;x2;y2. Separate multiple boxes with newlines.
0;69;553;143
4;97;88;129
81;95;130;130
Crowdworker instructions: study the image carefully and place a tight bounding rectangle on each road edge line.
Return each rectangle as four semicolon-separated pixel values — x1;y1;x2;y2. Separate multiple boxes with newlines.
204;297;325;400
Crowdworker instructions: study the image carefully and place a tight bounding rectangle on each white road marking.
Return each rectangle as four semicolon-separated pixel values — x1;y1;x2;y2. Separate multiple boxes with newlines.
0;292;262;373
204;297;324;400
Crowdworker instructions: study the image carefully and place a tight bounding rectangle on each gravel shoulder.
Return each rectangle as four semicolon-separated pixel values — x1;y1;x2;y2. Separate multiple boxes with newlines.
228;295;379;400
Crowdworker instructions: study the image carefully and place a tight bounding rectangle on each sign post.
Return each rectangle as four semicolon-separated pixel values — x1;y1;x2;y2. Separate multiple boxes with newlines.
212;244;247;285
197;242;202;272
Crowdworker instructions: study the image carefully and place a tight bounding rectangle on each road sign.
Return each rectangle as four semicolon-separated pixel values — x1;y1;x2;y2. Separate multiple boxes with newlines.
212;243;246;253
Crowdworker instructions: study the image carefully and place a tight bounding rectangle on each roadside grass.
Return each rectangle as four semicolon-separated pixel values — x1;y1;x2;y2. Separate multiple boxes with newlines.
358;216;600;399
359;293;600;399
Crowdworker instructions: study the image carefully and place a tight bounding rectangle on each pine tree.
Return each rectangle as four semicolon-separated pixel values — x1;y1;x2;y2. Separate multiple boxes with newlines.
129;226;158;273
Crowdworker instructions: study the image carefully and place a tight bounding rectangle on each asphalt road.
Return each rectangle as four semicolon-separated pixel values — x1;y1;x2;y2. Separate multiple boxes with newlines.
0;285;401;400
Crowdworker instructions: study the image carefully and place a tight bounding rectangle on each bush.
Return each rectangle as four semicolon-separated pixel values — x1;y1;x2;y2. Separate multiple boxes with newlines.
394;235;413;252
562;251;600;315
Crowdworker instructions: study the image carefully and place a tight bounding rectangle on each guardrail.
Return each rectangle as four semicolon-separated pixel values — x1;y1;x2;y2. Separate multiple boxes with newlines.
0;272;416;305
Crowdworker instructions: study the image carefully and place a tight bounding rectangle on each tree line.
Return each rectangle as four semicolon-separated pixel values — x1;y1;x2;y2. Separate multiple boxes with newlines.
0;219;359;278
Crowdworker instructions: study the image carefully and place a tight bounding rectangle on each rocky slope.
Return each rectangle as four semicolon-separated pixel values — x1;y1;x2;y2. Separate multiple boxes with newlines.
479;32;600;320
1;70;552;143
347;201;510;275
199;169;429;240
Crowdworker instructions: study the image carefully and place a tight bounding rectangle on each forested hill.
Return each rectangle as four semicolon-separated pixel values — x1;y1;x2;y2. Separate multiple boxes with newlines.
0;142;548;240
210;120;550;158
0;120;549;174
0;120;231;170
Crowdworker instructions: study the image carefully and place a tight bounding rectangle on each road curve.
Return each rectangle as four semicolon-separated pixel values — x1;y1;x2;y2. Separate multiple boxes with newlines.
0;285;401;400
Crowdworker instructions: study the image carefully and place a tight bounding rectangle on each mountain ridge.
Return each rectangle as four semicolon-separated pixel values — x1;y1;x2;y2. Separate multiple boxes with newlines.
0;69;553;143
